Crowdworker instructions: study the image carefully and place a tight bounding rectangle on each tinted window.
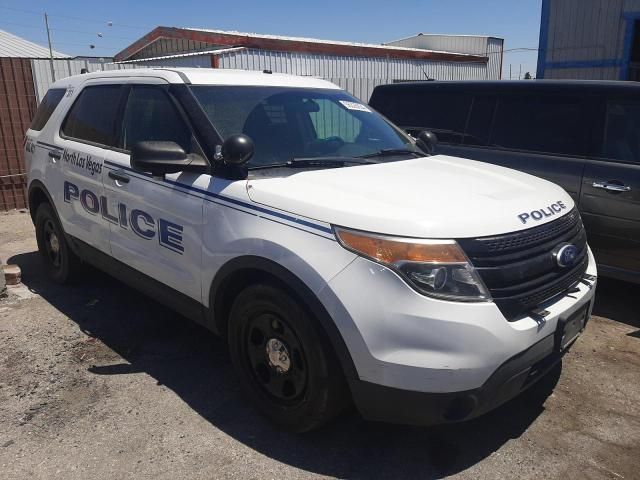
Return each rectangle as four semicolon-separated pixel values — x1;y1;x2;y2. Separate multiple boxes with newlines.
491;95;585;156
370;88;471;143
601;100;640;163
464;95;497;146
120;86;193;153
61;85;122;146
30;88;65;131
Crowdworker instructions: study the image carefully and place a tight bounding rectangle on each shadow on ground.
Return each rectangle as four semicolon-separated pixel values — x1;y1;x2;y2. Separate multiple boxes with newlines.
9;250;567;479
591;277;640;330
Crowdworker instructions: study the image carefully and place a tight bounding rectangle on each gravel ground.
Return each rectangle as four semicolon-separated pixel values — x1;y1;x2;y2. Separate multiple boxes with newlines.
1;209;639;480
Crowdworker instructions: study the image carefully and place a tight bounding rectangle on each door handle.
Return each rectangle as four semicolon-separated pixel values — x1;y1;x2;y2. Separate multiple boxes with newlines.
108;170;130;184
592;181;631;193
48;151;61;161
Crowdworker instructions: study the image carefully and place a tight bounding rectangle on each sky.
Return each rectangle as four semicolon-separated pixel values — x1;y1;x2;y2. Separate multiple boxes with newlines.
0;0;543;78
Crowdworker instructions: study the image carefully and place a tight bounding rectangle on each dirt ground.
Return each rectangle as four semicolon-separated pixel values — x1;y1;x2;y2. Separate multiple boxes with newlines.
1;209;639;480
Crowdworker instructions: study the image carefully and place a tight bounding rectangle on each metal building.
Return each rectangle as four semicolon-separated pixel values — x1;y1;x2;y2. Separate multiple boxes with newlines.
114;27;501;101
537;0;640;80
384;33;504;80
0;29;68;211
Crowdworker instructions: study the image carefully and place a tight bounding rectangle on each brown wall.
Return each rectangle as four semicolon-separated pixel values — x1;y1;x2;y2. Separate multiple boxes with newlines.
0;58;36;211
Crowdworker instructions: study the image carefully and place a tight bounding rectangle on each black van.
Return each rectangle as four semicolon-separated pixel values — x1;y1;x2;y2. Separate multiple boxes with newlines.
369;80;640;283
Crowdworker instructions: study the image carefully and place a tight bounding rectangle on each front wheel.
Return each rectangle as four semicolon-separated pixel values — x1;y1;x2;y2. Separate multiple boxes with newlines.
35;203;81;284
228;283;348;432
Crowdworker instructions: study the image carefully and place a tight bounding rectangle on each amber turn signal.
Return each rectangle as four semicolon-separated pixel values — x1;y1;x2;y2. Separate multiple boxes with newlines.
334;228;467;265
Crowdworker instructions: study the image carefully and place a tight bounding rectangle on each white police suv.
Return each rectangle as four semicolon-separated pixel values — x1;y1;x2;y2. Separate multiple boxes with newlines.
25;68;597;431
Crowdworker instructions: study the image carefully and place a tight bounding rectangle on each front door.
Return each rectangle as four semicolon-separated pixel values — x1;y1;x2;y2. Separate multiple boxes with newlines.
103;82;205;301
580;98;640;278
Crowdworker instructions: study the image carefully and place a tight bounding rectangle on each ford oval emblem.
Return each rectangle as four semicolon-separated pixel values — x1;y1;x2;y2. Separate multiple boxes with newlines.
553;244;578;268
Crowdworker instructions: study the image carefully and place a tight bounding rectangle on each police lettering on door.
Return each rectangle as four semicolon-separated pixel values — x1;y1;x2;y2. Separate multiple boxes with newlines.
63;181;184;254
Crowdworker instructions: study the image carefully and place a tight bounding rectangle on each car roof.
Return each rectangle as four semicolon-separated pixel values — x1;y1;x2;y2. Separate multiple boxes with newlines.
50;67;341;91
371;79;640;96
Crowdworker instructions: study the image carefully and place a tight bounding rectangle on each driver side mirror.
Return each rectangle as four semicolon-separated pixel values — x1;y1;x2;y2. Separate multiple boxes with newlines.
416;130;438;155
131;141;190;176
131;141;208;176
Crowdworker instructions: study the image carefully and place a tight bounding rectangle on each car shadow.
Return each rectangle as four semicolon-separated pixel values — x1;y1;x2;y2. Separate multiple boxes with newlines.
9;250;563;479
591;277;640;329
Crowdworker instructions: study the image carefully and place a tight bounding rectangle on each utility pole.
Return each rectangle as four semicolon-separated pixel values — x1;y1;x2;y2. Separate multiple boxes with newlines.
44;13;55;82
519;64;522;80
509;64;512;80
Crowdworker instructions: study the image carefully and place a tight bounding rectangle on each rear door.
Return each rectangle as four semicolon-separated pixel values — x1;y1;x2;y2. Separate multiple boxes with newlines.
580;96;640;277
55;82;125;254
445;93;588;203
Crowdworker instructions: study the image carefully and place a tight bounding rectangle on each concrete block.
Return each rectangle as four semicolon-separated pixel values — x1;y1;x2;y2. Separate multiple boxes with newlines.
3;264;21;286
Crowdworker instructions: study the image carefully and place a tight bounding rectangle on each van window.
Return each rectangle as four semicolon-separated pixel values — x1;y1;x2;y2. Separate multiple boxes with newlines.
491;95;585;156
30;88;66;131
61;85;122;146
464;95;497;146
373;89;471;144
601;100;640;163
119;85;193;153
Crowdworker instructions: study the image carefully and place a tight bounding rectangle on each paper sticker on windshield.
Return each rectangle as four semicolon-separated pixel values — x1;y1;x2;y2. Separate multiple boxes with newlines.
339;100;371;112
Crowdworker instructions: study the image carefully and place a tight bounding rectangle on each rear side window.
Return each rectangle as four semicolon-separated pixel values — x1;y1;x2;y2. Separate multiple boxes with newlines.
601;100;640;163
491;95;585;156
61;85;122;146
30;88;65;131
119;85;193;153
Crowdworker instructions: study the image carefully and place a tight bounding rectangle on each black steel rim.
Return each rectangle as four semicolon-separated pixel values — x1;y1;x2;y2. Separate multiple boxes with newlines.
43;219;62;269
244;312;308;404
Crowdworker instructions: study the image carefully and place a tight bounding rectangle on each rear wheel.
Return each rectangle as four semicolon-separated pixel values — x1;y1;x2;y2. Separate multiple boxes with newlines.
228;283;347;432
35;203;81;284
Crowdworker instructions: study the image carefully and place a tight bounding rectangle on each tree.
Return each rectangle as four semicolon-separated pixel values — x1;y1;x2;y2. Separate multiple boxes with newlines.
524;72;532;80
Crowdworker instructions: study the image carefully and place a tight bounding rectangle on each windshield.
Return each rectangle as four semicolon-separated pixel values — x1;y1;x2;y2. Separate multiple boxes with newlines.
190;86;415;168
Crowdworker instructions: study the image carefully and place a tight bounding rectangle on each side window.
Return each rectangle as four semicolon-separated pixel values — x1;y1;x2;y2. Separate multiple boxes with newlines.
601;100;640;163
309;99;361;142
120;86;193;153
30;88;66;131
491;95;585;156
61;85;122;146
464;95;497;146
377;89;471;144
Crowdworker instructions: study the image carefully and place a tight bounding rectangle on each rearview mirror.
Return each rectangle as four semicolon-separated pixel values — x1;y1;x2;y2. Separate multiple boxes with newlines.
131;141;191;176
416;130;438;155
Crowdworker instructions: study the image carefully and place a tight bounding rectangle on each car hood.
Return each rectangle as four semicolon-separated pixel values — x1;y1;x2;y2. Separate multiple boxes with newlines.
246;155;576;238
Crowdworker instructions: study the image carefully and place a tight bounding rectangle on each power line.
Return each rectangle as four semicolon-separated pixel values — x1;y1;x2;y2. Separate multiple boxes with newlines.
0;4;152;30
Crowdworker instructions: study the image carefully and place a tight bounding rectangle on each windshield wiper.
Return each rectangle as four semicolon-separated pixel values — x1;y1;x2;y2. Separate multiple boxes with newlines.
358;148;425;159
248;157;376;170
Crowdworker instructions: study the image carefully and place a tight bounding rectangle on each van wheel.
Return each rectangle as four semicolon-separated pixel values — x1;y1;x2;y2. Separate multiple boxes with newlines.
35;203;81;284
228;283;347;432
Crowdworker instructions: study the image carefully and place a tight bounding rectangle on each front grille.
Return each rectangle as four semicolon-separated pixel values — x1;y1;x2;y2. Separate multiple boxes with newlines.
458;209;589;321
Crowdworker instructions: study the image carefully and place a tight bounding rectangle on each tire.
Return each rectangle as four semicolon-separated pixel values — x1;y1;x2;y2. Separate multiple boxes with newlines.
35;203;81;284
228;283;348;432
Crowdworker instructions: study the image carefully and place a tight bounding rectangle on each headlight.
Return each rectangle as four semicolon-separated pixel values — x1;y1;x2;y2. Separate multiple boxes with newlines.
334;227;491;302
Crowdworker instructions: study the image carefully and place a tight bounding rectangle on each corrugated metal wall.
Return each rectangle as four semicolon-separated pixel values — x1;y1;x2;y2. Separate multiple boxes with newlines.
540;0;640;79
126;48;487;101
219;49;486;100
385;35;503;80
0;58;36;211
31;58;150;103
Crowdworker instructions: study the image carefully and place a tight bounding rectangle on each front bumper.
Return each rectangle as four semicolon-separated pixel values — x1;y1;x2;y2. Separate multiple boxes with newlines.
319;247;597;425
